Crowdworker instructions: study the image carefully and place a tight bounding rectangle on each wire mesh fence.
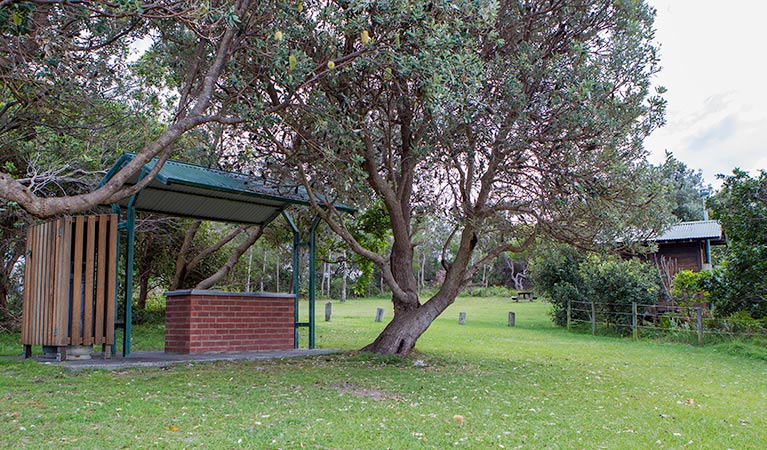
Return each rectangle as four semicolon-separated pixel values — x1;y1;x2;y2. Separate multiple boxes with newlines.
566;300;767;345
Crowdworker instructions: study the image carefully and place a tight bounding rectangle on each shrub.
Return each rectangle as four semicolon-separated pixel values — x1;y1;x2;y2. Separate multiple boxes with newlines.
722;311;767;334
461;285;515;298
529;245;586;326
133;294;166;325
531;245;662;332
672;269;712;305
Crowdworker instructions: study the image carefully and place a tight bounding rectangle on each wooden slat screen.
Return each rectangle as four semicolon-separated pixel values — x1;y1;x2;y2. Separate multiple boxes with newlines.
22;215;118;349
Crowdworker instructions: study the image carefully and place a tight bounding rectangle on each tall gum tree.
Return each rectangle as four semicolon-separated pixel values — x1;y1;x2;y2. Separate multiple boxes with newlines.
251;0;671;355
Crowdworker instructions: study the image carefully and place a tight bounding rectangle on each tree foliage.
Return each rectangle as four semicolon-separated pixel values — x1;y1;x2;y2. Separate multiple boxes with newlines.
707;169;767;318
0;0;326;217
658;152;710;222
248;0;669;353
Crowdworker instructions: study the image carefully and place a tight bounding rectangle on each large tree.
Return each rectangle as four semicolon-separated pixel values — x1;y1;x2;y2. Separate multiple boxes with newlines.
659;151;711;222
2;0;671;355
707;169;767;318
0;0;351;217
248;0;669;354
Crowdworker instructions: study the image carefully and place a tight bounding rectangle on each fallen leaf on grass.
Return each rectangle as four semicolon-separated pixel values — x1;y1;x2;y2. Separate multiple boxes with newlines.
166;426;180;432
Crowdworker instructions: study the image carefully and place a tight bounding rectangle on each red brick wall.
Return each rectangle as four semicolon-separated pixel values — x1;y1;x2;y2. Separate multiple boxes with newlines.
165;290;294;354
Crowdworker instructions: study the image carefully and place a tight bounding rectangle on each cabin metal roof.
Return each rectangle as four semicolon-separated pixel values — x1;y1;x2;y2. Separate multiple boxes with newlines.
101;153;354;225
656;220;725;243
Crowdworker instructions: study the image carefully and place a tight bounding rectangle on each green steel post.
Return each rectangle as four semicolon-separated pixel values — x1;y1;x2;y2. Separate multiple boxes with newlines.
308;217;321;349
284;212;301;349
292;230;300;348
111;205;122;356
121;168;148;358
123;205;135;357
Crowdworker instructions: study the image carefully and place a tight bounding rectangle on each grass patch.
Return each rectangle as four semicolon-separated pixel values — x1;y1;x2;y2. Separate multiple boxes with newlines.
1;297;766;448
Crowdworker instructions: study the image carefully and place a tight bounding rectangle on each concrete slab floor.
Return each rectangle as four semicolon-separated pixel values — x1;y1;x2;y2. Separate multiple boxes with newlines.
17;349;340;371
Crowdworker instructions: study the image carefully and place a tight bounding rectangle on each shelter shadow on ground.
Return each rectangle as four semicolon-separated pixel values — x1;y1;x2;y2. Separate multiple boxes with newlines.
12;348;339;371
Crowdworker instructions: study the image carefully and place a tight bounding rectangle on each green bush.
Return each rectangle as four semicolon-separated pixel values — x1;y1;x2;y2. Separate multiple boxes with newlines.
722;311;767;334
528;245;585;326
530;245;663;333
672;269;712;305
461;285;515;298
133;294;166;325
707;169;767;319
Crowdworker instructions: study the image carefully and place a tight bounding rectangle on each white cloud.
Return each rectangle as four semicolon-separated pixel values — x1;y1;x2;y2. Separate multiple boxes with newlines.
644;0;767;188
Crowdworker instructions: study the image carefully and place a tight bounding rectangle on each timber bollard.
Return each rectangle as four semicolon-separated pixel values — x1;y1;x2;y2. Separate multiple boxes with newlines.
632;302;638;341
458;312;466;325
508;311;516;327
375;307;384;322
325;302;332;322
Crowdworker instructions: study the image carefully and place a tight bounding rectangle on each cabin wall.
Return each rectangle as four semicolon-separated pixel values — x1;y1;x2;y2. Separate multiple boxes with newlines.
649;241;705;273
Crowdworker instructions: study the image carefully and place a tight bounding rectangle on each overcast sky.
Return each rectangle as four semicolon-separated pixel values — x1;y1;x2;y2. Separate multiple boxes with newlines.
644;0;767;189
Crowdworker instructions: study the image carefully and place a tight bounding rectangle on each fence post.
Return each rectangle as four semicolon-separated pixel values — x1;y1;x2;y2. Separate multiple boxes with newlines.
696;307;704;346
567;299;572;331
632;302;638;341
591;301;596;336
458;312;466;325
508;311;516;327
375;307;384;322
325;302;332;322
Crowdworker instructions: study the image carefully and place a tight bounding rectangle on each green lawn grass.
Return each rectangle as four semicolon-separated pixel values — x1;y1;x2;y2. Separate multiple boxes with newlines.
1;297;766;449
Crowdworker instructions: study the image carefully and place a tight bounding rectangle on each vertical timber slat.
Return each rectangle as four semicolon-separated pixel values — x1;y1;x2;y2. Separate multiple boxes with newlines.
36;222;44;345
83;216;96;345
70;216;85;346
55;218;72;346
38;222;47;344
105;215;117;346
44;220;54;345
94;217;107;345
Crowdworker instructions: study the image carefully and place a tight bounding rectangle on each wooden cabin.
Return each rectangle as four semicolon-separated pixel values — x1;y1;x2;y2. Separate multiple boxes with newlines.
645;220;726;273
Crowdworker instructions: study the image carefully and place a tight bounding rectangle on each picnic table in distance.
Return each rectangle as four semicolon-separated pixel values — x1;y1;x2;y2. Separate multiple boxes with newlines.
513;291;534;302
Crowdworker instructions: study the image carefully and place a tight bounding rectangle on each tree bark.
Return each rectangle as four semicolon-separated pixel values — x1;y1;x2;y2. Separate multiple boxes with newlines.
260;248;266;292
135;232;154;310
363;225;477;355
195;226;263;290
340;250;347;302
0;281;8;313
361;294;452;355
137;269;150;311
172;221;245;290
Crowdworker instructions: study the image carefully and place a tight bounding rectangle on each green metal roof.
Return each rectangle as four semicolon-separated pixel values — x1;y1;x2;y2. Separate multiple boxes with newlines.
656;220;726;245
101;153;354;224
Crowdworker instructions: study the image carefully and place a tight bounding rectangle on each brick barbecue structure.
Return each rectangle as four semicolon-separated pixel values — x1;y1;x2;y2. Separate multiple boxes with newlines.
165;290;295;354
